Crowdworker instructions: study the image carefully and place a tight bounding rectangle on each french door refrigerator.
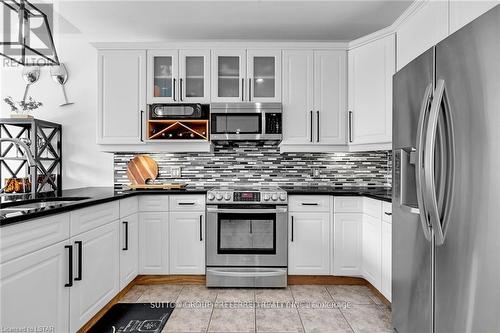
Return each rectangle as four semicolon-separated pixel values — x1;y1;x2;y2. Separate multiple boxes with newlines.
393;5;500;333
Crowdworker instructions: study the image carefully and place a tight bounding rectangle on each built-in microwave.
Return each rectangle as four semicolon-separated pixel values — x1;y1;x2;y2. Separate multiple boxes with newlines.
149;103;209;120
210;103;282;141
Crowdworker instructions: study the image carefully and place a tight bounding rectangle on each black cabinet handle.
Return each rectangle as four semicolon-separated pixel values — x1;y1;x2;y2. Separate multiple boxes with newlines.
348;111;353;143
140;110;144;142
249;78;252;101
302;202;319;206
123;221;129;251
173;78;176;101
317;110;320;142
241;78;244;101
180;78;183;101
64;245;73;287
74;241;82;281
178;202;195;206
199;215;203;241
310;111;313;142
291;216;294;242
384;212;392;216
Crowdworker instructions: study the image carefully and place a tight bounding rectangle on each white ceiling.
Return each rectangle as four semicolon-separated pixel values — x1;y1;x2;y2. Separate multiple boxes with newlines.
56;0;413;42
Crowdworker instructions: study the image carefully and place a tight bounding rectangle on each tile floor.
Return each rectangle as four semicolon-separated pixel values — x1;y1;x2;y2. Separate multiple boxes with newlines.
119;284;392;333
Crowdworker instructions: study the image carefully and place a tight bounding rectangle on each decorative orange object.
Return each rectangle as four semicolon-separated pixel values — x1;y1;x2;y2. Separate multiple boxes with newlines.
126;155;159;185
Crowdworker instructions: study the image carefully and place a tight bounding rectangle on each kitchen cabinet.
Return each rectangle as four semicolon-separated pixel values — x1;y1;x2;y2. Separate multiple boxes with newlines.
211;49;247;102
211;49;281;102
139;212;169;274
281;50;347;149
449;1;498;34
179;50;211;103
348;34;395;147
362;214;382;290
69;221;120;333
147;50;179;103
288;195;331;275
169;212;205;274
396;1;448;70
97;49;146;145
119;213;139;289
246;49;281;102
381;220;392;302
0;240;71;333
333;213;363;276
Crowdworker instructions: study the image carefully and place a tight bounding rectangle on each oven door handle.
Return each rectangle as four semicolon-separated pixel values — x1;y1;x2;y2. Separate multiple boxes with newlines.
206;207;287;214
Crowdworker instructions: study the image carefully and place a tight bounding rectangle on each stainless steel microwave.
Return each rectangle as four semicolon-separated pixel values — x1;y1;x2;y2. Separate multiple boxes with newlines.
149;104;209;120
210;103;282;141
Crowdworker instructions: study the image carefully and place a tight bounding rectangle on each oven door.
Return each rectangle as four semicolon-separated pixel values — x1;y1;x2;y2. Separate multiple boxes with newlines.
206;205;287;267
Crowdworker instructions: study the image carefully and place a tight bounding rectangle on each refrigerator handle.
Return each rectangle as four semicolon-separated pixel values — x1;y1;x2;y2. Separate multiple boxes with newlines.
424;79;456;246
415;83;434;242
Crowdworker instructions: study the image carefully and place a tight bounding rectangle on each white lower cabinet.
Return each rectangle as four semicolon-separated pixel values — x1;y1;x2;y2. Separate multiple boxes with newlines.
120;213;139;288
381;220;392;302
169;212;205;274
362;214;382;290
333;213;363;276
139;212;169;274
69;221;120;333
0;240;71;333
288;211;331;275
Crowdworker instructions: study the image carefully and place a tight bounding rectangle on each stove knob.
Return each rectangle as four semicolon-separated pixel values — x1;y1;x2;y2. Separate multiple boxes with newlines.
207;193;215;201
215;193;223;200
263;194;271;201
279;193;287;201
271;194;278;201
224;192;231;201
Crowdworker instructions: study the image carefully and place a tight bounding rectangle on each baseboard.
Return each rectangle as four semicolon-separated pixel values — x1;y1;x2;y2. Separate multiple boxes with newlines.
77;277;138;333
135;274;206;285
365;280;391;307
287;275;366;285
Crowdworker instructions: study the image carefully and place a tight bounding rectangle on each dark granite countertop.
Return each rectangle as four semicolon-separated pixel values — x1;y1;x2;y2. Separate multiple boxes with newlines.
0;186;391;227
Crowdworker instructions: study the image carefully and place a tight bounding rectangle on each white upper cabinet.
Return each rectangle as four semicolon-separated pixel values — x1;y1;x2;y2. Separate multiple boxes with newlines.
282;50;314;145
246;50;282;102
97;49;146;144
282;50;347;149
396;1;448;70
211;49;247;102
147;50;179;103
179;50;211;103
449;1;498;34
314;50;347;145
348;34;395;146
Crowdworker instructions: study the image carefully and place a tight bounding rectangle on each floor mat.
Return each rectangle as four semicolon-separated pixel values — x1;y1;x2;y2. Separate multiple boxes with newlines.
87;303;175;333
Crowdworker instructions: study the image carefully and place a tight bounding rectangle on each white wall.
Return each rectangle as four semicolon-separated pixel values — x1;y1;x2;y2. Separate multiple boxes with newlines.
0;33;114;189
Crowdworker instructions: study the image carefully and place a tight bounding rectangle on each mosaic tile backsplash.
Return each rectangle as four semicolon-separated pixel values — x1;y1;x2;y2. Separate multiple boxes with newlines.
114;144;392;189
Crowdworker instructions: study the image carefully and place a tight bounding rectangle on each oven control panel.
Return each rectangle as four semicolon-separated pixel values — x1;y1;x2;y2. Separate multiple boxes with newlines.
207;188;287;204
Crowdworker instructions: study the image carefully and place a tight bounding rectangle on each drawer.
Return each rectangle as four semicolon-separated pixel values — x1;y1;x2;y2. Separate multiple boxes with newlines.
288;195;330;212
334;197;363;213
382;201;392;223
70;201;119;237
1;213;70;263
170;195;205;211
120;196;138;217
139;195;169;212
363;197;382;219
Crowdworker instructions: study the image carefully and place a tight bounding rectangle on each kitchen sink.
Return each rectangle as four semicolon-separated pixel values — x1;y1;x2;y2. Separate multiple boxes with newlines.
1;197;90;211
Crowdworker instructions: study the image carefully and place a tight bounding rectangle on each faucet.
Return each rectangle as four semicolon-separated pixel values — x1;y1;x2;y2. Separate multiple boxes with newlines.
0;138;37;167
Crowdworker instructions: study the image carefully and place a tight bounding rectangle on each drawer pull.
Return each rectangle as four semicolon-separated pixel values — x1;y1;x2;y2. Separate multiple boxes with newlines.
384;212;392;216
301;203;319;206
178;202;195;206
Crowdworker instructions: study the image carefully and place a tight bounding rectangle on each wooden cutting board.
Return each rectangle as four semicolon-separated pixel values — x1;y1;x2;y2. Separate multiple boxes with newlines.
126;155;159;185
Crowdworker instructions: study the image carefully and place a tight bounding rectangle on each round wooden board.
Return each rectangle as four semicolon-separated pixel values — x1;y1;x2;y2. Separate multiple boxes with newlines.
126;155;159;185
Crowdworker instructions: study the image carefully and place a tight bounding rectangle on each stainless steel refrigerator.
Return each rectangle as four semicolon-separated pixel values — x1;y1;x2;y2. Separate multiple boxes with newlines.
393;5;500;333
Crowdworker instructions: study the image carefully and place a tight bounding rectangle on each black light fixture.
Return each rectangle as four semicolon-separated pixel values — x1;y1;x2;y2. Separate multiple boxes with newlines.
1;0;60;66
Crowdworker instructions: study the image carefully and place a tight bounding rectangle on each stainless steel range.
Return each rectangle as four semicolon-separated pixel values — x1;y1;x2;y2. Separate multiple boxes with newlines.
206;187;288;288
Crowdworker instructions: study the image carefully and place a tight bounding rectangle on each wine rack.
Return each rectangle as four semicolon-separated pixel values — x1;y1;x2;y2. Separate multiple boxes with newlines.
147;119;209;141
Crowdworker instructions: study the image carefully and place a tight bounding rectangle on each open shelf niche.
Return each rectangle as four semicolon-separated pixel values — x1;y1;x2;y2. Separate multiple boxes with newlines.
147;119;209;141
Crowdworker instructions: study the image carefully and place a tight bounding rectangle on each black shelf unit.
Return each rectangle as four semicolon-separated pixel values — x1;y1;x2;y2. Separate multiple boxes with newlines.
0;118;62;195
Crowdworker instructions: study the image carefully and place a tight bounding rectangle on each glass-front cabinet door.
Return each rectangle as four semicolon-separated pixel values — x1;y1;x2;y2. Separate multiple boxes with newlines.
211;49;246;102
147;50;179;103
179;50;210;103
247;50;281;102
